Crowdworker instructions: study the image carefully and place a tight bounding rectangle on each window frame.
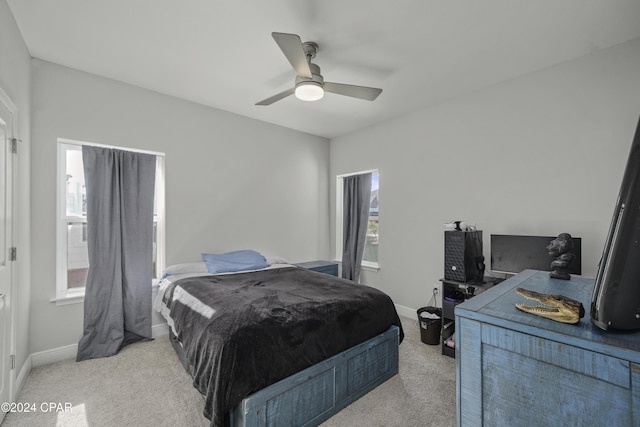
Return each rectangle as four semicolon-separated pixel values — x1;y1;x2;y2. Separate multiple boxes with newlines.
335;169;380;271
54;138;166;304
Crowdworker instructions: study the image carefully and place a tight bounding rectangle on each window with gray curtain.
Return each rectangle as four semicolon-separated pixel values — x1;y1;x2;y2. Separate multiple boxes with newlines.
341;173;372;283
76;145;156;361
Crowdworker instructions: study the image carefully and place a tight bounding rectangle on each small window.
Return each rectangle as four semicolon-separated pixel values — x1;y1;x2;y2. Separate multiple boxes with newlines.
364;172;379;265
56;140;165;300
336;170;380;269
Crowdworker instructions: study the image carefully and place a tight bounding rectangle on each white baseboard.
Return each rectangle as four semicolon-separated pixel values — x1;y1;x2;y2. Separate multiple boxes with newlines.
395;303;417;320
152;322;169;337
31;343;77;368
29;322;169;370
13;356;32;401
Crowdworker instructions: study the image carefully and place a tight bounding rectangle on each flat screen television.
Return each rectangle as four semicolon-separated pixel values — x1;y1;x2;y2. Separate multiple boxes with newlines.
591;115;640;330
490;234;582;275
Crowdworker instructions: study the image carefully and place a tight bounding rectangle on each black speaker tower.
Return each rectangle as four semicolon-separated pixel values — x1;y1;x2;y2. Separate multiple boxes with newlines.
444;230;484;283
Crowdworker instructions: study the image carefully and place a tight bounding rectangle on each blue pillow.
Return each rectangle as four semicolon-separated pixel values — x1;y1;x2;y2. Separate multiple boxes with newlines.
201;250;269;274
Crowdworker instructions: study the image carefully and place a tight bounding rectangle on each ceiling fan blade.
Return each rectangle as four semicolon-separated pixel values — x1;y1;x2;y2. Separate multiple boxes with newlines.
324;82;383;101
272;32;312;78
255;88;295;106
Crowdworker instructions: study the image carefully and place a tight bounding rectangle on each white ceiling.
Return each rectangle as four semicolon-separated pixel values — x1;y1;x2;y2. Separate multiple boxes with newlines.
7;0;640;139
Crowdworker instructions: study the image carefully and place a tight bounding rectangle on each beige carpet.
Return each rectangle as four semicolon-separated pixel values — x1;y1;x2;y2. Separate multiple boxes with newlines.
2;316;455;426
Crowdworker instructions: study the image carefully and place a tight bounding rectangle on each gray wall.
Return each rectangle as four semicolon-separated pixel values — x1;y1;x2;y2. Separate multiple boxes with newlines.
0;0;32;378
330;38;640;314
29;59;330;353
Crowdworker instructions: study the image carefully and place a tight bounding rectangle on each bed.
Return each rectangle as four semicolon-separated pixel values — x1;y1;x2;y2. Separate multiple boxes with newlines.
154;258;403;426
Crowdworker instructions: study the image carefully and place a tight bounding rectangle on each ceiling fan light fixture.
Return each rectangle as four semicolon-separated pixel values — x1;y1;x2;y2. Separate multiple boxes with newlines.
295;81;324;101
255;33;382;106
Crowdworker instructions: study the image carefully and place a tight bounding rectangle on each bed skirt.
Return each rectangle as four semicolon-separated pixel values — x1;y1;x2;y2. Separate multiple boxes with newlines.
170;326;400;426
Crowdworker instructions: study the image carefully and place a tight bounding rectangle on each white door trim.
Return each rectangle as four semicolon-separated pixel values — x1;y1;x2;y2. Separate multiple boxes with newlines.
0;86;18;405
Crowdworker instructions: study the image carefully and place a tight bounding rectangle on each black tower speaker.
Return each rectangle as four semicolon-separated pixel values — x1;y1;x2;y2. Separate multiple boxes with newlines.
591;116;640;331
444;230;484;282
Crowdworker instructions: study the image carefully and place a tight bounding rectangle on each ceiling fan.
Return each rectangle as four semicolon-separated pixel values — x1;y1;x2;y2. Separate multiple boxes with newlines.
256;32;383;106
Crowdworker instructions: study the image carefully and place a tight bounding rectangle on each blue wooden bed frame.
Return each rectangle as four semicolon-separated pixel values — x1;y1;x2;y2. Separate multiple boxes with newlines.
170;325;400;426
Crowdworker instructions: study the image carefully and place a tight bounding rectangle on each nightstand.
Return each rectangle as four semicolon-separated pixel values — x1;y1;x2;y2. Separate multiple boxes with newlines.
294;260;339;277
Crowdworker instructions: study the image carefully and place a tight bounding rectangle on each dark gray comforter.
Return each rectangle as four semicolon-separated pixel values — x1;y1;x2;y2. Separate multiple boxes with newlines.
162;266;403;426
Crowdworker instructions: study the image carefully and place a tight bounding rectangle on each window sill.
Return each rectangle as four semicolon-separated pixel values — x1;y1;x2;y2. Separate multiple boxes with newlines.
361;262;381;272
51;283;161;306
50;291;85;306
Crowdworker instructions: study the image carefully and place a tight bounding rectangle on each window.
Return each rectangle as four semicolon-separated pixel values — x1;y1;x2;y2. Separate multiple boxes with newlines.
336;170;379;269
55;139;165;301
365;173;379;265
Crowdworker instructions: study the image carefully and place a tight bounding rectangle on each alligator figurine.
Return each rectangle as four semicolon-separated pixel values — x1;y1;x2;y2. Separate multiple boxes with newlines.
515;287;585;324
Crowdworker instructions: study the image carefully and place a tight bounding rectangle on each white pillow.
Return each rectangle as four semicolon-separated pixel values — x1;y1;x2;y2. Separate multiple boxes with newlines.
263;254;290;265
162;262;208;278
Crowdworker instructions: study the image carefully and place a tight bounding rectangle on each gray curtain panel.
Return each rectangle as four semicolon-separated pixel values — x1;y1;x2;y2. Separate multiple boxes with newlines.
341;173;372;282
76;145;156;362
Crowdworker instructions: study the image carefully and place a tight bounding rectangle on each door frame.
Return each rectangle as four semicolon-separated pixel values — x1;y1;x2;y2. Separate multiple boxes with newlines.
0;86;18;403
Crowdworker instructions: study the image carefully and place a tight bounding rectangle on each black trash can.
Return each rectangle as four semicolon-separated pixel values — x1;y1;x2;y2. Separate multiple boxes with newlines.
417;306;442;345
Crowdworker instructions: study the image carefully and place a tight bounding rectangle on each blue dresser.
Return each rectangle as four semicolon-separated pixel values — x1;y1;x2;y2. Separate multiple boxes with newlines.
455;270;640;426
293;260;339;277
